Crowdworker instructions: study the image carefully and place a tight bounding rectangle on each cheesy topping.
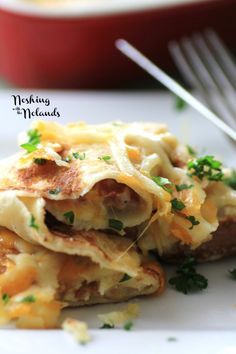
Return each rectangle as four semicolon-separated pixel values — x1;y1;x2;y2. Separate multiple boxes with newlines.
0;226;162;328
1;120;236;252
0;120;235;329
62;318;91;345
45;180;150;231
98;303;139;327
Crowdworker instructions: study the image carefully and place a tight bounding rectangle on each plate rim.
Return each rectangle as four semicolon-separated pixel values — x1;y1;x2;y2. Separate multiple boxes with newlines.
0;0;214;19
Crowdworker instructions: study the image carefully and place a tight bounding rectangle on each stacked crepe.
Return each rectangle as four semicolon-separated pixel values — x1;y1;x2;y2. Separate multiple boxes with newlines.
0;120;235;328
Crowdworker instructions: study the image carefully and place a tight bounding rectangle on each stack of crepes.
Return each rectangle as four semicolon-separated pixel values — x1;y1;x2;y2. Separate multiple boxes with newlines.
0;120;235;328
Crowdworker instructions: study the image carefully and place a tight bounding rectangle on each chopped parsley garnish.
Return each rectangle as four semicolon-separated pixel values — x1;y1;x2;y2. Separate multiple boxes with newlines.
123;321;133;331
79;341;87;346
72;152;86;160
112;122;123;127
98;155;112;162
20;129;41;153
62;156;72;163
169;256;208;294
100;323;115;329
2;293;9;304
109;218;124;232
20;295;36;303
176;184;193;192
171;198;185;212
175;96;187;111
29;215;39;230
186;145;197;157
187;155;224;181
27;129;41;145
167;337;177;342
224;170;236;190
185;215;200;230
20;143;37;153
229;269;236;280
151;176;173;194
49;188;61;195
120;274;132;282
34;158;46;165
63;211;75;225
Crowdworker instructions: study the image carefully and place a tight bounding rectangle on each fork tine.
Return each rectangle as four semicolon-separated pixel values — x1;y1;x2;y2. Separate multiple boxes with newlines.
169;40;216;107
168;41;203;91
187;38;236;130
117;38;236;142
193;32;235;91
169;40;217;112
205;29;236;86
192;32;236;119
170;36;236;130
181;37;217;90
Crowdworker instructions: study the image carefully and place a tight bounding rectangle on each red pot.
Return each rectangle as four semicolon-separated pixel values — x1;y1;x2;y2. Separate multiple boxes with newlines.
0;0;235;89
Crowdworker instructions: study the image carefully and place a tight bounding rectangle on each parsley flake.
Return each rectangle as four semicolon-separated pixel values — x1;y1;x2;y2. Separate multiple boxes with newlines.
20;143;37;153
2;293;9;304
49;188;61;195
167;337;178;342
187;155;224;181
229;269;236;280
27;129;41;145
100;323;115;329
176;184;193;192
169;256;208;294
112;122;123;127
185;215;200;230
109;219;123;232
98;155;112;162
123;321;133;331
29;215;39;230
186;145;197;157
224;170;236;190
72;152;86;160
151;176;173;194
171;198;185;212
63;211;75;225
34;158;46;165
120;274;132;282
175;96;187;111
20;129;41;153
62;156;72;163
20;295;36;303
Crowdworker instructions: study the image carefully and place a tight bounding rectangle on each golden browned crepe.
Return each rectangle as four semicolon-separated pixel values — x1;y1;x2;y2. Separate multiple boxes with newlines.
0;120;235;327
0;121;234;252
0;227;163;328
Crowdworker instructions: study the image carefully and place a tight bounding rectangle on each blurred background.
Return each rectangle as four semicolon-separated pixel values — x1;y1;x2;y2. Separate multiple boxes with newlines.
0;0;235;90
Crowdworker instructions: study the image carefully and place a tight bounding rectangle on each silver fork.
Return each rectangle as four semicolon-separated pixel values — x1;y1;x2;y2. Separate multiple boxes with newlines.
116;38;236;142
169;29;236;130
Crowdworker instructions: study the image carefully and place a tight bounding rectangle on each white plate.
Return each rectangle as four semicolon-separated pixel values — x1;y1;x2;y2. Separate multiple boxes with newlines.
0;90;236;354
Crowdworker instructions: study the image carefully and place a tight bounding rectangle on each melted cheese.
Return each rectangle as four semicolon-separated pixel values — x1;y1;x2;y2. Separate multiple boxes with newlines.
0;120;235;330
1;120;236;252
46;181;150;230
0;227;163;328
